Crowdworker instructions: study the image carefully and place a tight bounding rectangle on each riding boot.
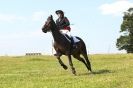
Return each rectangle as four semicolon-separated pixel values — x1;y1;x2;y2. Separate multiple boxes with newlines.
70;37;76;49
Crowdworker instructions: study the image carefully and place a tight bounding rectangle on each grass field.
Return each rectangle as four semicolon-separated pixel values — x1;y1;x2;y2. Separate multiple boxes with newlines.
0;54;133;88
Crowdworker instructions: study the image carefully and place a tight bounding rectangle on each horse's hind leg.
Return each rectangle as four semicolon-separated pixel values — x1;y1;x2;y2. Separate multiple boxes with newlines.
73;54;91;72
82;53;92;72
56;56;68;70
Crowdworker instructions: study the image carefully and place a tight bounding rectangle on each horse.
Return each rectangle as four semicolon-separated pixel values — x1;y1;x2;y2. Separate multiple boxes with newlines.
42;15;92;75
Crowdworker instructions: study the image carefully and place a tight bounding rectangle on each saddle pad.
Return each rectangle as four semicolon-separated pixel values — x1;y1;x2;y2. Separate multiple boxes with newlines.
72;36;80;43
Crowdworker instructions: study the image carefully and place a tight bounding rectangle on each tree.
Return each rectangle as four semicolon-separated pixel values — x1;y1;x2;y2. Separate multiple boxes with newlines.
116;8;133;53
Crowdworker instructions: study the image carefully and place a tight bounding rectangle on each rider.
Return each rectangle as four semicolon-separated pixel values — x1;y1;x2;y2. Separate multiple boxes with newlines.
55;10;71;35
55;10;76;55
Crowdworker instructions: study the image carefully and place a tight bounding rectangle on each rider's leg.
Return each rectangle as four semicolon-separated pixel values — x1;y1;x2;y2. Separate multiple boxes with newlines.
61;30;76;49
70;36;76;49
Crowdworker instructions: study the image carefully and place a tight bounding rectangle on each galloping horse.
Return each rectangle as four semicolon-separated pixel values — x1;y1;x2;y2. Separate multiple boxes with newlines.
42;15;92;75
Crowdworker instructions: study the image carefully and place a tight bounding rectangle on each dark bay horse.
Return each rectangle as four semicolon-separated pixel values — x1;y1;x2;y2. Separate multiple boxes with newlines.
42;15;92;75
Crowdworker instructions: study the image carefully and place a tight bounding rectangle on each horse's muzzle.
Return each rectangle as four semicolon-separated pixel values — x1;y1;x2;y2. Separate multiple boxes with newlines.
42;28;47;33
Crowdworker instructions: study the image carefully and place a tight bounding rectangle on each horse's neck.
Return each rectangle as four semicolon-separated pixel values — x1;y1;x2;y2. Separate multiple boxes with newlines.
51;20;70;49
51;23;63;42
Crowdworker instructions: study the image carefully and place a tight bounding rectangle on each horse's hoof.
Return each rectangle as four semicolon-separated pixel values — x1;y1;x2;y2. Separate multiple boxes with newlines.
63;65;68;70
72;70;76;75
73;73;77;76
74;73;77;76
89;68;92;72
88;66;92;72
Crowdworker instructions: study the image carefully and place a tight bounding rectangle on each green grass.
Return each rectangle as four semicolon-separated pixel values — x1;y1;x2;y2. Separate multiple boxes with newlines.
0;54;133;88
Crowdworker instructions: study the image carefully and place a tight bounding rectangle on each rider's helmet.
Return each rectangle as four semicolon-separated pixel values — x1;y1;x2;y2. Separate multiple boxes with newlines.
55;10;64;16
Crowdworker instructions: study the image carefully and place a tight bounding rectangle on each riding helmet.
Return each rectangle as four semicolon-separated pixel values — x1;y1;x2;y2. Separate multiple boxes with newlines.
55;10;64;15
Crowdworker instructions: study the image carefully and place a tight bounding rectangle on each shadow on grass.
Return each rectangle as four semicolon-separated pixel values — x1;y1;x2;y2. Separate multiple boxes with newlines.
92;69;112;74
78;69;113;76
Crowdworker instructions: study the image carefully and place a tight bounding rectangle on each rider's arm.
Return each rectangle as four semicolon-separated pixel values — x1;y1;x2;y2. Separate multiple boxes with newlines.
61;17;70;28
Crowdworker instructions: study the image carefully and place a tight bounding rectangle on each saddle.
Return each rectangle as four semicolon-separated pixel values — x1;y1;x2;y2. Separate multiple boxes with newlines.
64;34;80;44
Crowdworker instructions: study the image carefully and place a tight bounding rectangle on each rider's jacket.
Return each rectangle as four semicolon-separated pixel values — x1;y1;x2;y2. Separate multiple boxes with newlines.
56;17;71;31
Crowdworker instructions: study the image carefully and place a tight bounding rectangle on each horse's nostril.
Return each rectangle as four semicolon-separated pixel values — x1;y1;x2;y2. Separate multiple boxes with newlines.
42;29;47;33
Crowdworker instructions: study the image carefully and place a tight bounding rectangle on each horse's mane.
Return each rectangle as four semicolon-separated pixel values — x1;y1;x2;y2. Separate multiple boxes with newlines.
49;15;60;31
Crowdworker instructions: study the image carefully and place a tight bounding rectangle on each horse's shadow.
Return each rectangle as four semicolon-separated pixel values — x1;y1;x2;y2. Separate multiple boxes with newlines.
92;69;112;74
78;69;113;76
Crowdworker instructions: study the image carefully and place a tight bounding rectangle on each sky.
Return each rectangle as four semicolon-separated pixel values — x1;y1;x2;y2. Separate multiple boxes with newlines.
0;0;133;56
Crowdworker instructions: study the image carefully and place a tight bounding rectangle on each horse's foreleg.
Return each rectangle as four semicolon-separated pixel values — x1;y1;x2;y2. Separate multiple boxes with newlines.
68;55;76;75
57;56;68;70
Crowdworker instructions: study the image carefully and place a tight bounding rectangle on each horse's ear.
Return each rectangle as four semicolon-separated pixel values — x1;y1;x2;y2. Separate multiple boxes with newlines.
50;15;53;19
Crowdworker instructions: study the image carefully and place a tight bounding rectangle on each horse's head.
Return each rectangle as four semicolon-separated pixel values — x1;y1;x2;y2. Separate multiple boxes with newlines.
42;15;54;33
